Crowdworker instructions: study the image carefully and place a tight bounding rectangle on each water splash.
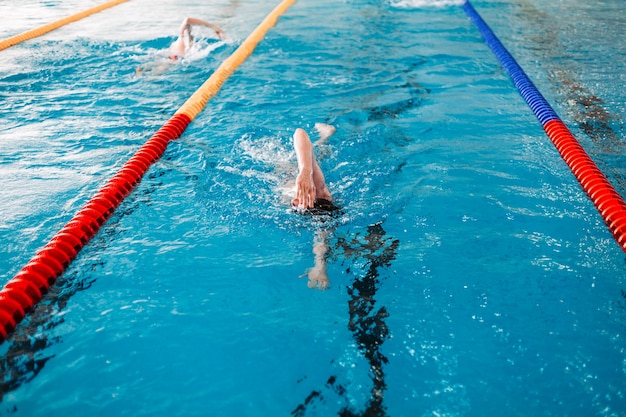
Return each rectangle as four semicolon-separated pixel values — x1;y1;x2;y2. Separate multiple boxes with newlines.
390;0;465;9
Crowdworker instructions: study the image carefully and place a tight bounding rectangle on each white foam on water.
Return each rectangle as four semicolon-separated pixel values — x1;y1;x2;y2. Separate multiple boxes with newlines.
390;0;465;9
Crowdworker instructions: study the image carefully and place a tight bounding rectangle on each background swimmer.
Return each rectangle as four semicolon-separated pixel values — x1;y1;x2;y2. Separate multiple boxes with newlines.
136;16;225;76
168;17;225;60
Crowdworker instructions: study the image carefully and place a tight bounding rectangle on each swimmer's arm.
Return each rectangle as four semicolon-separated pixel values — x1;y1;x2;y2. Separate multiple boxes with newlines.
184;17;226;39
294;128;316;209
307;230;330;290
178;18;192;37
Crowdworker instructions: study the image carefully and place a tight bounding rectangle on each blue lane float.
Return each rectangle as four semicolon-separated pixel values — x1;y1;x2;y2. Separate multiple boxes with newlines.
462;0;626;252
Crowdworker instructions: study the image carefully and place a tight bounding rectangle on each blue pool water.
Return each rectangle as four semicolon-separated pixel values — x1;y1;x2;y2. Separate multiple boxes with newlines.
1;0;625;416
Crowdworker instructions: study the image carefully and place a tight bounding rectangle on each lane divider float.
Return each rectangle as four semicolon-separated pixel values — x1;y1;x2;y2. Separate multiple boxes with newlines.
462;0;626;253
0;0;129;52
0;0;297;343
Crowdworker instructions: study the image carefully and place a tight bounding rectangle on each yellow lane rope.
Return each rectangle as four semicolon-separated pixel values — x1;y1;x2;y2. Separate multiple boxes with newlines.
0;0;129;51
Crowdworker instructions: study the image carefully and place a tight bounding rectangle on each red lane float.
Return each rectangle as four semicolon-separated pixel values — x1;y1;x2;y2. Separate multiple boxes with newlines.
0;0;298;344
542;119;626;250
0;113;191;341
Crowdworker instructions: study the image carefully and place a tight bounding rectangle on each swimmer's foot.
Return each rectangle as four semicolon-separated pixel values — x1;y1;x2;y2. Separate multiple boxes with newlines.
314;123;336;143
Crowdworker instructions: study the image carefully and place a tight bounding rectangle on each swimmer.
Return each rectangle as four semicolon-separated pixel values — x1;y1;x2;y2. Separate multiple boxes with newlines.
169;17;226;60
291;123;339;290
136;17;225;76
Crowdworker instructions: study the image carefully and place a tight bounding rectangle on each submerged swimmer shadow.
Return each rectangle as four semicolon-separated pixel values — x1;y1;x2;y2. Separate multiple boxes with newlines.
366;81;429;122
292;222;400;417
337;75;431;149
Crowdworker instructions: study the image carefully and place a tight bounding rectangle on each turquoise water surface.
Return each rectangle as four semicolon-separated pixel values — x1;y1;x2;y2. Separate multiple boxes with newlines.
0;0;625;416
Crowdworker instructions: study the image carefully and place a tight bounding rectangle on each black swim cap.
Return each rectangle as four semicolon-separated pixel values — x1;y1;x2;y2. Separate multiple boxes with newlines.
293;198;341;217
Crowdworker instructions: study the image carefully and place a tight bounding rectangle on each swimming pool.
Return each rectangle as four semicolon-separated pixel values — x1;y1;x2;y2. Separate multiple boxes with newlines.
1;0;625;415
